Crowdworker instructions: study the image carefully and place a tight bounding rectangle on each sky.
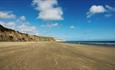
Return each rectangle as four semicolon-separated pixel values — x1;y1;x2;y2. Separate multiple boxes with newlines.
0;0;115;41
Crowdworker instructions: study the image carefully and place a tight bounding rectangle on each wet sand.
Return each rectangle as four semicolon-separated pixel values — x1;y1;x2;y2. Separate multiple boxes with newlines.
0;42;115;70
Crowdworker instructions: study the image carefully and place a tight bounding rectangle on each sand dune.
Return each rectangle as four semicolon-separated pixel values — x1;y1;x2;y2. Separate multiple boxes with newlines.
0;42;115;70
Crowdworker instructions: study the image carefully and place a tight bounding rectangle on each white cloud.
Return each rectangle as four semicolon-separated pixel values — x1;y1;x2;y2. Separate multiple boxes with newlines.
41;23;59;28
70;25;75;29
32;0;63;21
87;5;115;18
0;11;16;19
87;5;106;18
105;5;115;12
105;14;112;18
47;23;59;28
0;16;39;35
16;16;29;25
18;24;38;35
16;16;39;35
19;16;26;21
0;21;16;29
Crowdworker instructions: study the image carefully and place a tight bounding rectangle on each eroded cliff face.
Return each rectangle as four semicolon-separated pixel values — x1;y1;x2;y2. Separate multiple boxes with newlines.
0;24;55;42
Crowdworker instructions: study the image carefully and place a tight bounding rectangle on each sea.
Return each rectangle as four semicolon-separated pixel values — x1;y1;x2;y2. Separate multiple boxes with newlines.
63;41;115;47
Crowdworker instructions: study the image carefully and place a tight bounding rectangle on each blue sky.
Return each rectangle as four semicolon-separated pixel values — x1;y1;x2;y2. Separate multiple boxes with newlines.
0;0;115;41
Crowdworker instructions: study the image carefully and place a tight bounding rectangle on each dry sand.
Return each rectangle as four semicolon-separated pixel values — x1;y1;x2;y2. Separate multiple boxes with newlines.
0;42;115;70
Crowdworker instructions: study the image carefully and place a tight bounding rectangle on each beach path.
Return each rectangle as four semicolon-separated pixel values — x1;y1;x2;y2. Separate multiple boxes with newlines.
0;42;115;70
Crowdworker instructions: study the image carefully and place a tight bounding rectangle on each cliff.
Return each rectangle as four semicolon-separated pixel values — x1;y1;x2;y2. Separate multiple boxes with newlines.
0;24;55;42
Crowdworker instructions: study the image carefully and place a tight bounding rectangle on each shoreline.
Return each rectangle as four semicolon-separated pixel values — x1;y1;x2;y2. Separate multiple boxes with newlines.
61;42;115;48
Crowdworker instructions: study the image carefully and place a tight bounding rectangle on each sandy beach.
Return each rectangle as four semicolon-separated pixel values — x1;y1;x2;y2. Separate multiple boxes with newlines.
0;42;115;70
